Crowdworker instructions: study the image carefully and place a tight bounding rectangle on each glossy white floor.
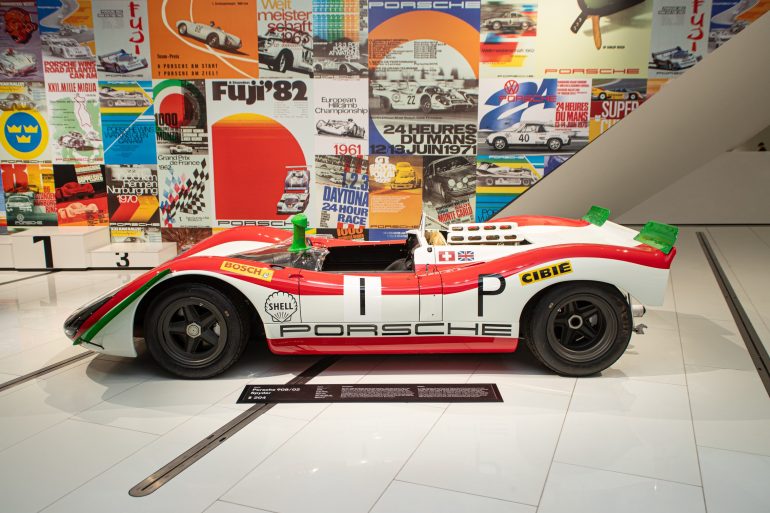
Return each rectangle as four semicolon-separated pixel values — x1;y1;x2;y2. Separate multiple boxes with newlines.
0;227;769;513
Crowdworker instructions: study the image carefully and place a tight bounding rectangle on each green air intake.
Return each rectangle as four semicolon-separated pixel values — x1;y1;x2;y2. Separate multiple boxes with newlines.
634;221;679;254
289;213;309;253
582;205;611;226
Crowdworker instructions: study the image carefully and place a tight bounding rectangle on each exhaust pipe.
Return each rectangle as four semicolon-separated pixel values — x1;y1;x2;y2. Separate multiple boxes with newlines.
628;294;647;334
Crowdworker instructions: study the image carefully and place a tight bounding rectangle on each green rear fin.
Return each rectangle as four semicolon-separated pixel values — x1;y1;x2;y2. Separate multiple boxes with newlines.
582;205;611;226
289;213;309;253
634;221;679;254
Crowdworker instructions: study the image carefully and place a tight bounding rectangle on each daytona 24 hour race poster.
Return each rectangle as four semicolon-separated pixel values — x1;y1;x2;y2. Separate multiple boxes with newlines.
312;154;368;233
207;78;313;228
368;0;480;156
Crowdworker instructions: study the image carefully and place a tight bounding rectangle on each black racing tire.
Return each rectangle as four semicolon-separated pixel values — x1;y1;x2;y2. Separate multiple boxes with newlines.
523;282;632;376
492;21;502;31
492;137;507;150
380;97;392;113
420;95;432;113
178;23;187;35
629;93;638;100
144;283;251;379
206;33;219;47
521;178;531;186
598;92;606;100
547;138;563;151
276;51;291;73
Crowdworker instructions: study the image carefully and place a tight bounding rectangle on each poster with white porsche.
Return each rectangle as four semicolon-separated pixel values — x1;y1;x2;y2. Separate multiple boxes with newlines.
92;0;152;80
314;77;368;156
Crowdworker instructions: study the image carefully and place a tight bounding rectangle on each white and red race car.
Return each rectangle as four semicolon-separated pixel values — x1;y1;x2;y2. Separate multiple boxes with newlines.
65;208;678;379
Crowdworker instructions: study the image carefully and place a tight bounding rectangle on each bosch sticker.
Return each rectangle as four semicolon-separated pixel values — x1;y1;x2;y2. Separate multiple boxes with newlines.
220;261;274;281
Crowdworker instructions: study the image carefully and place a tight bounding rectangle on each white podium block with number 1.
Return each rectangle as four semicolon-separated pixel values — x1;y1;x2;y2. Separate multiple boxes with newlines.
89;242;177;268
10;226;110;269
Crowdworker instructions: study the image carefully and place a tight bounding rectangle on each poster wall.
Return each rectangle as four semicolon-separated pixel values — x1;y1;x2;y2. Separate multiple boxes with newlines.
106;163;160;242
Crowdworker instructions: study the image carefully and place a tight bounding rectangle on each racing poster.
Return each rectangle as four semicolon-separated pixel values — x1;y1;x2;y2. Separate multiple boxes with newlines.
589;78;646;141
37;0;96;63
52;163;108;226
478;78;590;155
158;155;212;228
92;0;152;81
99;80;155;164
475;154;543;221
312;154;368;233
314;77;367;155
708;1;770;53
535;0;653;79
161;226;212;252
207;78;313;228
0;1;44;81
480;1;538;78
153;79;208;159
106;163;160;242
257;0;313;78
0;184;6;232
147;0;260;79
648;0;710;78
367;154;422;229
312;0;367;78
1;161;56;226
422;155;475;229
368;1;480;156
0;81;49;161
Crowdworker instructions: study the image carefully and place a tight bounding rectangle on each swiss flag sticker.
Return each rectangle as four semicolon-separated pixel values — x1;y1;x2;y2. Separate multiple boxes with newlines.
438;250;456;262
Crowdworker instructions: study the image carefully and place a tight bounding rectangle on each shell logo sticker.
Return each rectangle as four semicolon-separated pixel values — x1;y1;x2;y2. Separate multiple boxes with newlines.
220;261;274;282
519;261;573;285
264;292;298;322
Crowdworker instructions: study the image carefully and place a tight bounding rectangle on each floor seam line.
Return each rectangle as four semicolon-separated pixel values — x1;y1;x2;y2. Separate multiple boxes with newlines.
393;478;535;506
213;497;281;513
551;461;704;488
696;444;770;458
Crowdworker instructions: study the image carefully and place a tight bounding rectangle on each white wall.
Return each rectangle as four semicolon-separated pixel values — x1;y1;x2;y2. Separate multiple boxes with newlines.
495;13;770;223
616;152;770;224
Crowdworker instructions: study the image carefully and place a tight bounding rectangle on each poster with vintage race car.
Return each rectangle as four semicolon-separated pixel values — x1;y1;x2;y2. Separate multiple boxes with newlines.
708;0;770;53
312;154;369;231
99;80;156;164
367;154;423;229
589;78;647;141
37;0;96;62
312;0;367;78
0;81;50;161
0;1;44;81
422;155;476;229
314;77;368;156
258;0;313;77
480;0;538;78
475;154;545;221
92;0;152;80
0;161;57;226
147;0;259;79
647;0;711;78
368;1;480;156
53;163;108;226
206;78;313;229
153;79;208;159
478;77;590;155
106;163;161;242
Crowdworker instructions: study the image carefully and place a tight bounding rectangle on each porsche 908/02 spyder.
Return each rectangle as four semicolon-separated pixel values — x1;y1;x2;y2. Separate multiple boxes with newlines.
65;207;678;379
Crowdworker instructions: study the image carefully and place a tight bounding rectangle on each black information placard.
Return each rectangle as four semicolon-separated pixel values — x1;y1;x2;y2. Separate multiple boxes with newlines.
237;384;503;404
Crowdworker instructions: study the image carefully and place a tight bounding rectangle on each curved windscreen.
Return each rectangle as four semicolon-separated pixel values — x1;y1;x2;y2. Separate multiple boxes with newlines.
232;240;329;271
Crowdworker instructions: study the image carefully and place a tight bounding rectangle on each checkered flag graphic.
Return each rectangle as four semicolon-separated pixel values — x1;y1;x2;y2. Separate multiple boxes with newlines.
160;159;209;227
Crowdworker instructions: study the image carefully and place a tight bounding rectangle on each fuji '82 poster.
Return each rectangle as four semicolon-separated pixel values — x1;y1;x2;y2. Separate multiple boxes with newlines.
368;1;480;156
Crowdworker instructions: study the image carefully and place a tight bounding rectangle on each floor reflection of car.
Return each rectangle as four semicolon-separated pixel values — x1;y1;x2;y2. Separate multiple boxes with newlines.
486;122;572;152
424;156;476;201
477;162;537;187
390;162;421;190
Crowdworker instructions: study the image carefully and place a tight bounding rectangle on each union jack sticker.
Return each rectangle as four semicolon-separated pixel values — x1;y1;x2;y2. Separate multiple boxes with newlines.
458;250;474;261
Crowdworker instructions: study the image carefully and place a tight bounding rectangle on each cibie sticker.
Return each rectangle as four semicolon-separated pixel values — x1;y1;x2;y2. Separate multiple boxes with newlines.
265;292;298;323
220;261;274;282
519;261;573;286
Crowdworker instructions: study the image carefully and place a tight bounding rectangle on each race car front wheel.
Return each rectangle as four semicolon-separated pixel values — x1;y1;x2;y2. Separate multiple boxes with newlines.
178;23;187;35
492;137;508;150
524;282;632;376
145;283;250;379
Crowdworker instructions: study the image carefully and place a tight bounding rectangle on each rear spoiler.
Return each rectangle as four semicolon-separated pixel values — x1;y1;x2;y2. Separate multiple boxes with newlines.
581;205;678;254
634;221;679;254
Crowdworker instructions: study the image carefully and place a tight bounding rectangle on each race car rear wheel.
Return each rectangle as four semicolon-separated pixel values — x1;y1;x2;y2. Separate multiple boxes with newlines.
492;21;502;30
524;282;632;376
178;23;187;35
206;34;220;47
547;138;562;151
420;96;432;113
145;283;250;379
